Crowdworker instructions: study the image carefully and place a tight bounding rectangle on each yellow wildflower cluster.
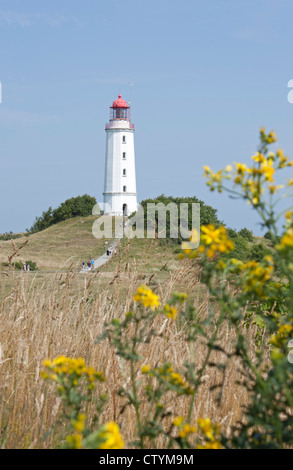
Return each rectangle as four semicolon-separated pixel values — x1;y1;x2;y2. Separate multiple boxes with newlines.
66;432;83;449
260;128;277;144
242;256;274;298
203;128;293;205
66;419;124;450
133;285;160;311
72;413;86;433
169;371;190;390
42;356;104;390
173;416;184;427
141;364;151;374
66;414;86;449
173;417;196;438
196;417;222;449
270;324;293;349
277;228;293;252
285;211;293;223
215;256;274;298
163;304;178;319
172;292;188;302
203;166;227;192
98;422;125;449
142;364;193;395
197;440;222;449
172;416;222;448
182;225;234;259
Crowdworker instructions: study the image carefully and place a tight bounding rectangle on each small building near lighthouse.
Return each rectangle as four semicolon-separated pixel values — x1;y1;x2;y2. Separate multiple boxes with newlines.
103;94;137;216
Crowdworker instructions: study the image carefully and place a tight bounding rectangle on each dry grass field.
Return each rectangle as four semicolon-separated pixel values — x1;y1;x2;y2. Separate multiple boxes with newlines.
0;217;256;448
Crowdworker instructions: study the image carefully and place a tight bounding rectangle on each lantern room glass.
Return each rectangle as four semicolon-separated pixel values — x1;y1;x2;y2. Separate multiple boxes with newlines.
110;107;130;121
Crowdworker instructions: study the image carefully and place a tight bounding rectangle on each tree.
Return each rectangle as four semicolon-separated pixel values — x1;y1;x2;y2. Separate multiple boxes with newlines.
238;227;254;242
138;194;222;245
28;195;97;233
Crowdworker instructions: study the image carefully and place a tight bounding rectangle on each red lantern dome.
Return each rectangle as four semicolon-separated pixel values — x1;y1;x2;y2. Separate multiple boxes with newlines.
110;94;130;121
111;94;129;109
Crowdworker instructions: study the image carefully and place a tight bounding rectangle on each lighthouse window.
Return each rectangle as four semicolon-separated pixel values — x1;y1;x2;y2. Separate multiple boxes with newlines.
123;186;127;192
123;152;126;159
122;135;126;143
123;169;126;176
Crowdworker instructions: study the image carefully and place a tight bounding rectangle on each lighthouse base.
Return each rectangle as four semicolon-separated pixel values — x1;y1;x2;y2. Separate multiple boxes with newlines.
103;193;138;216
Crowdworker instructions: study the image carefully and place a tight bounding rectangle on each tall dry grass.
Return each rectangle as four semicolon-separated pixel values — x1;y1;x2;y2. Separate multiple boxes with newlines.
0;242;257;449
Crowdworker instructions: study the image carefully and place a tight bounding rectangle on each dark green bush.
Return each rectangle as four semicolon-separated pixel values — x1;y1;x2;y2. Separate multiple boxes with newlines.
0;232;23;241
238;227;254;242
250;242;272;262
138;194;222;245
28;195;97;234
13;260;38;271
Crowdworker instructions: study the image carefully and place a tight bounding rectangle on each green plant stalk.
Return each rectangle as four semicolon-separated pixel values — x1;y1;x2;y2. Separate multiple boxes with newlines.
187;305;224;423
130;318;144;449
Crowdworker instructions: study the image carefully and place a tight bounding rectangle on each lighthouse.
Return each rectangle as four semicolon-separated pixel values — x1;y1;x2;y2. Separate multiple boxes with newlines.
103;94;137;216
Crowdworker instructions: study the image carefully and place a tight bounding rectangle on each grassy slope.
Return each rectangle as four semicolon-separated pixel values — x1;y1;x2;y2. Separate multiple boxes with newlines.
0;216;185;300
0;216;183;273
0;216;106;271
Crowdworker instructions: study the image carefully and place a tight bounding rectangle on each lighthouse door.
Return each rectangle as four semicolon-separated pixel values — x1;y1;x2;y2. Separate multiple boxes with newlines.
123;204;128;216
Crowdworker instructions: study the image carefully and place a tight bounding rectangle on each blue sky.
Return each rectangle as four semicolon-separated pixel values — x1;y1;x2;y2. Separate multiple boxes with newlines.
1;0;293;234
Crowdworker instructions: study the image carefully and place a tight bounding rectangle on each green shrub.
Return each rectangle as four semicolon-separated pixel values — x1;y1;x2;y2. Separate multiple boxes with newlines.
238;227;254;242
28;195;97;234
138;194;222;245
0;232;23;241
225;228;250;261
250;242;272;262
12;260;37;271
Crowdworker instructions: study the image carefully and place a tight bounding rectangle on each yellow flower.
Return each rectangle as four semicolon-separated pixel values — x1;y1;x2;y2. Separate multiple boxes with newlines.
270;324;293;348
251;152;266;163
66;433;83;449
197;441;221;449
216;260;227;270
268;184;283;194
236;163;249;175
133;285;160;310
164;304;178;320
170;372;185;386
267;130;277;143
72;414;86;433
198;418;213;434
241;258;274;298
201;225;222;245
285;211;293;220
42;356;104;388
141;365;151;374
179;424;196;438
197;417;221;443
277;228;293;250
99;422;124;449
261;159;275;182
173;416;184;427
181;225;234;260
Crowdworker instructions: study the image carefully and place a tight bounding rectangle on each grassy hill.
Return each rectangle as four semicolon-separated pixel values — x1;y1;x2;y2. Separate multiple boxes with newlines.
0;215;184;272
0;216;106;272
0;215;189;301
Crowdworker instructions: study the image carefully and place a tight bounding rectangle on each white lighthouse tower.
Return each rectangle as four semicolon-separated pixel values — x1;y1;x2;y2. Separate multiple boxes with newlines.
103;94;137;216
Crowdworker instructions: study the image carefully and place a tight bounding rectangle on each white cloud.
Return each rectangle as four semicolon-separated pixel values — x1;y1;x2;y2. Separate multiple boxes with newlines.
0;108;59;126
0;10;82;28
